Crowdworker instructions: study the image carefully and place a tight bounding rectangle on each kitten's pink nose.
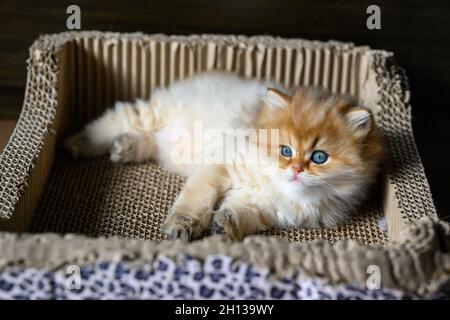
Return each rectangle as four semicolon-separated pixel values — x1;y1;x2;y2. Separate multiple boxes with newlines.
292;163;304;174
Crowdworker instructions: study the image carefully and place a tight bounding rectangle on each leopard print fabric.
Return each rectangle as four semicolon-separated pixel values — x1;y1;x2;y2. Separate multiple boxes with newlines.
0;255;445;299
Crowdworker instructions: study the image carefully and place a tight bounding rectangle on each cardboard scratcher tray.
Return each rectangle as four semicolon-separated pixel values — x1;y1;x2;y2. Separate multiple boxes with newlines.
0;32;449;299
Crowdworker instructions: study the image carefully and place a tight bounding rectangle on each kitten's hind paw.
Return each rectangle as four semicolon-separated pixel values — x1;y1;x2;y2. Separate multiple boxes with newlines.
64;131;94;159
162;213;203;242
110;133;139;163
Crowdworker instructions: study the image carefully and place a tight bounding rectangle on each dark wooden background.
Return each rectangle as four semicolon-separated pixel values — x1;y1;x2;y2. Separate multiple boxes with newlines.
1;0;449;218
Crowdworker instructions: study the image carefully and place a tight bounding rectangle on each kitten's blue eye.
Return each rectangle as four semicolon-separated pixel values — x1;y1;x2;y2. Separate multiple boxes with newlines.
311;150;328;164
280;145;293;157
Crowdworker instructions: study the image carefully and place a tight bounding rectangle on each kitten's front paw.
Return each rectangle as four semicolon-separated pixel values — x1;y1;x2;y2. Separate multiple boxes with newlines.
210;209;239;241
162;213;203;242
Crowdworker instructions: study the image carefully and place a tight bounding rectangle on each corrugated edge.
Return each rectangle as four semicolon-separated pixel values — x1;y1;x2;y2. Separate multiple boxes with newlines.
0;36;60;219
371;51;437;221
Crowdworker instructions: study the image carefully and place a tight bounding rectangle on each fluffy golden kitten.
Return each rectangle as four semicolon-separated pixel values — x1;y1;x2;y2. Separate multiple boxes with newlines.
65;72;383;241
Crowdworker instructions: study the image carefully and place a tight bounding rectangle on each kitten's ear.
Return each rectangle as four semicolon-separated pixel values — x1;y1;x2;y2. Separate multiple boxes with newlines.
263;88;291;109
346;107;373;138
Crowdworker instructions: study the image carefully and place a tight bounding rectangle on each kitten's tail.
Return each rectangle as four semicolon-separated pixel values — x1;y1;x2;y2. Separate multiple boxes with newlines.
64;100;156;162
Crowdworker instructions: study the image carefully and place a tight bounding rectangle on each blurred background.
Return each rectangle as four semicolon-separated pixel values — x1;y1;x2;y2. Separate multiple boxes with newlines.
0;0;449;218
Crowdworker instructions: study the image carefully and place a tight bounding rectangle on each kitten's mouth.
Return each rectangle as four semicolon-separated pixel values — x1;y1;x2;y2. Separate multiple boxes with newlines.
289;174;301;183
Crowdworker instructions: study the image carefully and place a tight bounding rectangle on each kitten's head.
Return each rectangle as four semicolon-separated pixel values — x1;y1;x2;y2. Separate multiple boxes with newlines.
257;87;384;226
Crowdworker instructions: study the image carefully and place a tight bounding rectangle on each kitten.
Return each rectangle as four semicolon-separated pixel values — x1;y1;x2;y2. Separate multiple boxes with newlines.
65;72;383;241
